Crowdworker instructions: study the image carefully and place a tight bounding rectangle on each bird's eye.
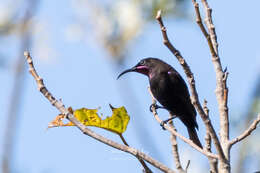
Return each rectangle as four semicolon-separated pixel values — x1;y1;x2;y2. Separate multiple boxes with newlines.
139;60;145;65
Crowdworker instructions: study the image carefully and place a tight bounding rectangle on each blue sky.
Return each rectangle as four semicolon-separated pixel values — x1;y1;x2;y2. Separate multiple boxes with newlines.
0;0;260;172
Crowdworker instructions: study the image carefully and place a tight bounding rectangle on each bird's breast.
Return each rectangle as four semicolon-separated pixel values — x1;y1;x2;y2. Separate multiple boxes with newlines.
149;74;172;105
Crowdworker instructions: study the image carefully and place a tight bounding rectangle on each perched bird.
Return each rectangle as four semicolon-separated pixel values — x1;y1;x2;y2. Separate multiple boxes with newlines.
117;57;202;148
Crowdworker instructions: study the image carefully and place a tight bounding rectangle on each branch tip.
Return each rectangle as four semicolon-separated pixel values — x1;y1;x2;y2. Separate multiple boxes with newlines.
24;51;30;57
156;10;162;19
229;114;260;147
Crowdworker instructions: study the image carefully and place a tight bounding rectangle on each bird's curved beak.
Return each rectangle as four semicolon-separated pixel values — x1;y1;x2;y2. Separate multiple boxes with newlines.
117;66;137;79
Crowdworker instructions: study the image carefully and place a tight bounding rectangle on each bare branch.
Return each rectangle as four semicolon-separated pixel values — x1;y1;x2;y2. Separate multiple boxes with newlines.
148;87;218;159
24;51;176;173
203;100;218;173
223;71;229;116
191;0;217;58
156;10;225;162
204;129;211;152
191;1;231;171
168;118;185;173
203;100;211;152
222;70;230;140
195;0;229;149
201;0;219;54
229;114;260;147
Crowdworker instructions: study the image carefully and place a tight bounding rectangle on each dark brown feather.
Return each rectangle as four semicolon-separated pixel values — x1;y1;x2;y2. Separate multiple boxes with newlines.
147;58;202;148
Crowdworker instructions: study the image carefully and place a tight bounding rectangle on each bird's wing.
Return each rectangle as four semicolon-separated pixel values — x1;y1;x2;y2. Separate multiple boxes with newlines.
167;68;197;117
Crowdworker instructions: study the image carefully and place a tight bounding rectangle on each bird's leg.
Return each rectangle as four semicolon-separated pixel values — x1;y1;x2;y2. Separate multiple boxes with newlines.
160;115;177;130
149;103;166;112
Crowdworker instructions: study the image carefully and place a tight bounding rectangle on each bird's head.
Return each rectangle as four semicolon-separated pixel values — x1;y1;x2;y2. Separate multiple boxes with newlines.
117;58;165;79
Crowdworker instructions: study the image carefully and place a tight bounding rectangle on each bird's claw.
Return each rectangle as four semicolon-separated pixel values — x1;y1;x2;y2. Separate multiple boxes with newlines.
160;121;166;130
149;103;165;112
160;115;177;130
149;103;156;112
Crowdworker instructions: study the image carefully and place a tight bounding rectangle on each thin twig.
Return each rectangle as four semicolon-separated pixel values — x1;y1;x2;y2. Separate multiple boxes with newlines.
196;0;229;154
229;114;260;147
192;0;227;139
155;10;225;162
191;0;230;171
201;0;219;54
119;134;153;173
204;127;212;152
148;87;218;159
191;0;217;58
168;118;185;173
223;71;229;121
24;51;176;173
203;100;218;173
203;100;211;152
222;70;230;142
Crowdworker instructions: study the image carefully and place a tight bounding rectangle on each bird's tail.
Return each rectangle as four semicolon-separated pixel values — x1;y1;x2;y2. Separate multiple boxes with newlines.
187;127;202;148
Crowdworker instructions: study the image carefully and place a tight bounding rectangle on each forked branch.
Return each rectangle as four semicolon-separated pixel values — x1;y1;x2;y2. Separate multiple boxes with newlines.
24;51;175;173
155;10;225;162
192;0;229;151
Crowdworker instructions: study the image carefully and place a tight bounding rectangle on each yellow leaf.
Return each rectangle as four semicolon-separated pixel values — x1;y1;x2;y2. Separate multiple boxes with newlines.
48;105;130;134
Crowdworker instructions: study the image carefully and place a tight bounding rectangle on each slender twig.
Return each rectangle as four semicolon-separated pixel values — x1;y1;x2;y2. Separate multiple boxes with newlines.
205;132;218;173
229;114;260;147
148;87;218;159
191;0;217;58
168;118;185;173
223;71;229;120
201;0;219;54
222;69;230;144
196;0;229;153
203;100;218;173
191;0;230;171
203;100;211;152
24;51;176;173
204;125;212;152
119;134;153;173
155;10;225;162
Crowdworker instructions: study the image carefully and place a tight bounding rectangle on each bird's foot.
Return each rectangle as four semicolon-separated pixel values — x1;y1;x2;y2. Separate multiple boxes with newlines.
160;115;177;130
160;121;167;130
149;103;165;112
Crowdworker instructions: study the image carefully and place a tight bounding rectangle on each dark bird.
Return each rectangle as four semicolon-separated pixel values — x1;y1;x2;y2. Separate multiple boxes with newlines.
117;58;202;148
